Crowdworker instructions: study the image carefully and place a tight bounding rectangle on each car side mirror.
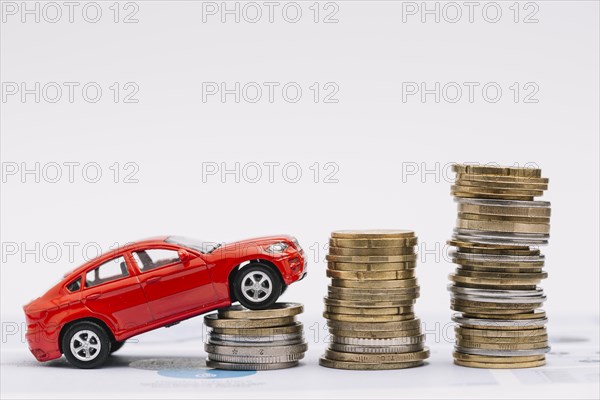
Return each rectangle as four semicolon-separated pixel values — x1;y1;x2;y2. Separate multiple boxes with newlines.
178;249;193;263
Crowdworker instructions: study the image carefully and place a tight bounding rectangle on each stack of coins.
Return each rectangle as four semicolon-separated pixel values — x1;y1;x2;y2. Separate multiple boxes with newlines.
448;164;551;369
319;230;429;370
204;303;307;370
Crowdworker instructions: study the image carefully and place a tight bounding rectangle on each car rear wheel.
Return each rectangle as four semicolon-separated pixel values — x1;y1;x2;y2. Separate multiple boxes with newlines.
233;264;282;310
62;321;111;369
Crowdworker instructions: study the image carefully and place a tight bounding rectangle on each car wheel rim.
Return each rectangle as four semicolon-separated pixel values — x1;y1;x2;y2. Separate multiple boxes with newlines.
70;329;101;362
241;271;272;303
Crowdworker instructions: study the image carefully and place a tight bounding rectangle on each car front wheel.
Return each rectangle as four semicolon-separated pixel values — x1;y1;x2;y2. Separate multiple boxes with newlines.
233;264;282;310
62;321;111;369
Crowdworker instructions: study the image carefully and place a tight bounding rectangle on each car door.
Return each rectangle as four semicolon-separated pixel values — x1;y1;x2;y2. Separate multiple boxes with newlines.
81;255;154;333
131;247;217;320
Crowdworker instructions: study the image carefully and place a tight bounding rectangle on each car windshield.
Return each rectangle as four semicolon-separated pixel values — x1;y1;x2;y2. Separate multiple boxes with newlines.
165;236;220;254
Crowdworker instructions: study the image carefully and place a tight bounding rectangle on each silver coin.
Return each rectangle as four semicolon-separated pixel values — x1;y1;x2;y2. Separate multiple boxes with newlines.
448;285;544;297
331;334;425;346
204;342;308;357
328;342;424;354
206;360;299;370
452;314;548;328
453;229;549;246
451;293;546;304
207;337;304;347
209;332;304;343
452;235;548;247
207;352;305;364
454;345;551;357
455;198;551;208
451;251;545;262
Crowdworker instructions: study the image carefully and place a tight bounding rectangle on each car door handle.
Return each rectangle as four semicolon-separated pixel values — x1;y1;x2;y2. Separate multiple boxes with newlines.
86;293;101;301
147;276;161;284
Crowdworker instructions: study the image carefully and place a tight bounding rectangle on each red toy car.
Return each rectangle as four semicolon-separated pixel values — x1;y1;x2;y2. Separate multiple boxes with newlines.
23;235;306;368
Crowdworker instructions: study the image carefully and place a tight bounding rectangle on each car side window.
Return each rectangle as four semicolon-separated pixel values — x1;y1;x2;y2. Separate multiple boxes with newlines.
132;249;181;272
85;256;129;288
66;277;82;292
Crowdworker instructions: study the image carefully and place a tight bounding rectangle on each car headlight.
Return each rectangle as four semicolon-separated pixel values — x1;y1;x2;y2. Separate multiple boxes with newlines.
266;242;289;253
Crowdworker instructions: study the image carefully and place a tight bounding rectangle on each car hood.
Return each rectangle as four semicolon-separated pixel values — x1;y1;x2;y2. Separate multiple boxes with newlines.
214;235;295;253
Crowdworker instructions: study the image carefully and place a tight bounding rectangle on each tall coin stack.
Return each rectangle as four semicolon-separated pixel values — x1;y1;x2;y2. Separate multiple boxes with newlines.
319;230;429;370
448;164;551;369
204;303;307;370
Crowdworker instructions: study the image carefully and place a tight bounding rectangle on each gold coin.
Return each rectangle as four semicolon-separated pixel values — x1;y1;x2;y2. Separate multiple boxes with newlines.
330;237;418;248
457;203;551;218
452;306;537;315
329;246;415;256
454;359;545;368
447;239;530;250
324;297;416;308
218;303;303;319
455;340;548;350
453;351;545;363
455;178;548;190
326;318;421;332
329;328;422;339
211;322;304;336
451;299;543;309
457;219;550;234
458;212;550;224
326;254;418;263
328;261;416;271
326;269;415;281
457;265;542;273
452;164;541;178
204;314;295;329
328;285;419;295
454;172;548;184
452;281;537;291
319;357;424;370
323;312;415;323
324;305;413;316
456;264;542;273
452;258;545;269
332;278;418;289
456;328;547;338
454;270;548;280
327;293;418;303
452;191;534;201
452;185;544;197
324;348;429;363
462;310;546;320
455;333;548;343
450;274;543;287
459;324;544;331
331;230;415;239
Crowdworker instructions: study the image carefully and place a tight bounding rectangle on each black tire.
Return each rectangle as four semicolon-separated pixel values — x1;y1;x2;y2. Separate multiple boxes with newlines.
110;340;125;354
280;284;288;296
233;264;282;310
62;321;111;369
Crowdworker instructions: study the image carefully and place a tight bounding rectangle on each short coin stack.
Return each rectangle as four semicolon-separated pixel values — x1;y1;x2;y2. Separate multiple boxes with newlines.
319;230;429;370
448;164;551;368
204;303;307;370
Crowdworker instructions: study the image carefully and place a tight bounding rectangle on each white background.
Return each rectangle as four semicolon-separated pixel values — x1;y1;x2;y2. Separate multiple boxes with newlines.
1;1;599;399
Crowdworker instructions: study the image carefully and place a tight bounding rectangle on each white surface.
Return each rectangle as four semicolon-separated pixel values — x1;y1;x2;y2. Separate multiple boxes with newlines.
1;0;599;398
1;312;599;399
